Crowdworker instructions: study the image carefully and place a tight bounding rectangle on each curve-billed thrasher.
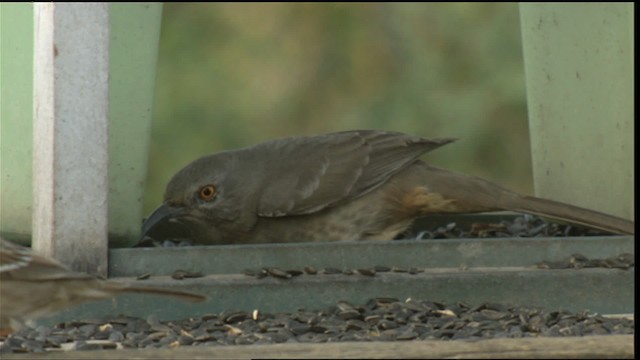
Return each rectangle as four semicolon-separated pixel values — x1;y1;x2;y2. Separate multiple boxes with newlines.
141;130;634;244
0;238;205;333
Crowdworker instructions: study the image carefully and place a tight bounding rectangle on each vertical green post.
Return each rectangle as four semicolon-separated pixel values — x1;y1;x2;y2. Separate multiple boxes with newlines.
520;3;634;220
0;3;164;246
108;3;164;246
0;3;34;244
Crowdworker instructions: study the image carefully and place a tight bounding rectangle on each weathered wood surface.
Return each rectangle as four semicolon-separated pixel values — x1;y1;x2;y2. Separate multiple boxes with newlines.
3;334;633;359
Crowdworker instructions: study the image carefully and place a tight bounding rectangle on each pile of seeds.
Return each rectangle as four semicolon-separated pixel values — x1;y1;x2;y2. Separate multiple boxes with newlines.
237;252;634;281
0;297;633;353
400;214;608;240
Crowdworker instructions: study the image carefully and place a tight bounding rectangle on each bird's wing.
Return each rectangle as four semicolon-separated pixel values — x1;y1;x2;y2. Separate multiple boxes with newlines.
0;239;32;273
0;238;90;281
255;130;455;216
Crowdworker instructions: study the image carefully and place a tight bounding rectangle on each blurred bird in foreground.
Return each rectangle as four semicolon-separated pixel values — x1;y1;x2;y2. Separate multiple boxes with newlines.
0;238;206;335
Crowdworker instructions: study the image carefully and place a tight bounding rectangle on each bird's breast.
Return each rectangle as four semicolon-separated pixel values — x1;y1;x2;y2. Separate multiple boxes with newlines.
245;187;410;243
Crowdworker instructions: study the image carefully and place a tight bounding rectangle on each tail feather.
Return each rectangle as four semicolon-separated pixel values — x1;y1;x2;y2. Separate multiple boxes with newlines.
509;195;634;235
416;164;634;235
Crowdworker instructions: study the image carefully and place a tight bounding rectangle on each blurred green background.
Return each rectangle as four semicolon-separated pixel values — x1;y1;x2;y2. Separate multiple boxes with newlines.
144;3;531;214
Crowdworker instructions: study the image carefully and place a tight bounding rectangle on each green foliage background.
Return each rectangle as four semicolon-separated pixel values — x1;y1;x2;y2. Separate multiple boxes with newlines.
145;3;532;213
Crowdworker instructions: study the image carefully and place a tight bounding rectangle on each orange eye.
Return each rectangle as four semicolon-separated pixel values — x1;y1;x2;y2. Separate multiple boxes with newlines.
198;185;217;201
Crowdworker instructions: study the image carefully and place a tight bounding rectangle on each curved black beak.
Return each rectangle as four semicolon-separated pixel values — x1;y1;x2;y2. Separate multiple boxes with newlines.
140;203;189;242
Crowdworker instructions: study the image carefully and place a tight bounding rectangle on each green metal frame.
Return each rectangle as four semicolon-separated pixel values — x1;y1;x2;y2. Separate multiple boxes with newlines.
0;3;163;246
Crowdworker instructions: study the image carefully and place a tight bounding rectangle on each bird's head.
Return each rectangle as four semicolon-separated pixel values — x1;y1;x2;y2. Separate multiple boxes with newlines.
140;151;254;245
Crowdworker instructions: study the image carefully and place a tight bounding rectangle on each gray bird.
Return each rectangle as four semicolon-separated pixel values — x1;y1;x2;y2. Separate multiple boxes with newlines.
141;130;634;245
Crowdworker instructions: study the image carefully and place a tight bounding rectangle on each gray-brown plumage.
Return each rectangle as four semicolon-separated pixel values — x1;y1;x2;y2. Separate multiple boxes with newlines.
141;130;634;244
0;238;205;332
